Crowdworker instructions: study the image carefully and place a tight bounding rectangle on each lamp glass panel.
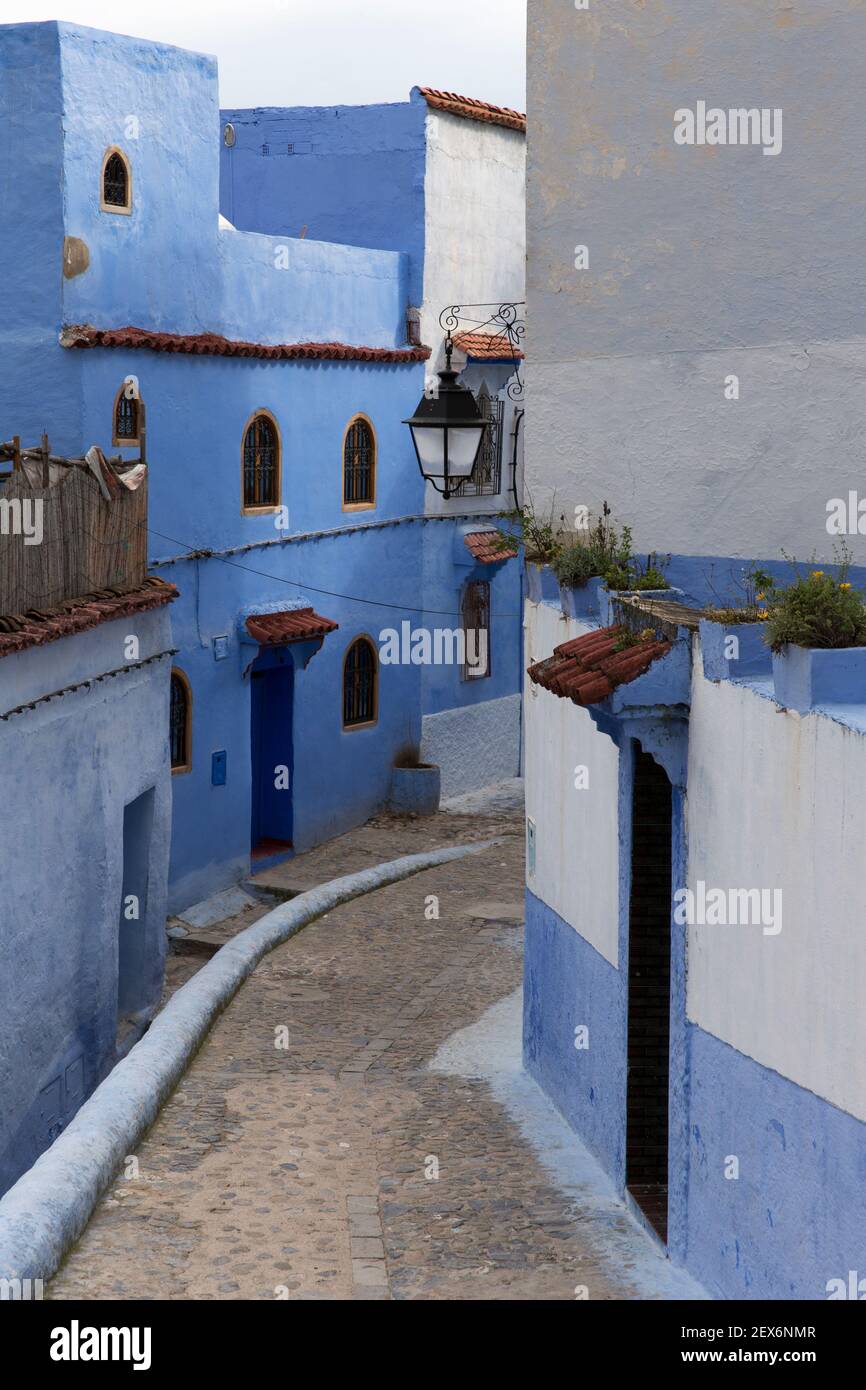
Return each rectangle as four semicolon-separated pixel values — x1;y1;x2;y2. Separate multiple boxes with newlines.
410;424;446;475
444;425;484;476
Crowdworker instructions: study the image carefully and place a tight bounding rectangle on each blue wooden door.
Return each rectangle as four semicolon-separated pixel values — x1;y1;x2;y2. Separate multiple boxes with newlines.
250;659;294;848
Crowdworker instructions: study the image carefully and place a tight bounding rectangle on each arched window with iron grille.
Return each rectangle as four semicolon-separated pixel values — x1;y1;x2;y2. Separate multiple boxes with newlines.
101;148;132;212
342;415;376;509
113;382;140;445
170;670;192;773
343;637;378;728
242;412;281;511
461;580;491;680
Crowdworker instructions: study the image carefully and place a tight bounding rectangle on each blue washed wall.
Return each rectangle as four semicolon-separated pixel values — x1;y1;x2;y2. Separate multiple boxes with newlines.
686;1026;866;1301
523;889;627;1182
219;98;428;305
0;610;172;1196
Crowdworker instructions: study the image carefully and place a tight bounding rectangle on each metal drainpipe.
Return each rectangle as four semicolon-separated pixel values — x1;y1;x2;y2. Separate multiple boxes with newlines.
508;407;524;512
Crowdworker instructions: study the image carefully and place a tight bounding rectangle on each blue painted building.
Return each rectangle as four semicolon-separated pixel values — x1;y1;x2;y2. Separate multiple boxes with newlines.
0;21;524;915
523;0;866;1300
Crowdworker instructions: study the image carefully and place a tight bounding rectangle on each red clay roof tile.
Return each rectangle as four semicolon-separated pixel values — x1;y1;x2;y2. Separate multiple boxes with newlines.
62;326;430;365
464;531;517;564
452;331;524;362
245;608;339;646
527;624;671;707
0;577;178;659
418;88;526;133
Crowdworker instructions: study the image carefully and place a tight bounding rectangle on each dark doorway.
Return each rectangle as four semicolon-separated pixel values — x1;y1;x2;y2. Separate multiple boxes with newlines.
250;656;294;855
117;788;155;1042
626;745;673;1242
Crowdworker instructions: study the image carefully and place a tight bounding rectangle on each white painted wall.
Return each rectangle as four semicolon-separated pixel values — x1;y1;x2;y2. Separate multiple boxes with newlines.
421;108;525;519
686;665;866;1123
524;600;620;966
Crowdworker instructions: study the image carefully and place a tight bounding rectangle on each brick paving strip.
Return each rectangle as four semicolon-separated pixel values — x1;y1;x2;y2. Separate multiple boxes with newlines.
46;801;644;1301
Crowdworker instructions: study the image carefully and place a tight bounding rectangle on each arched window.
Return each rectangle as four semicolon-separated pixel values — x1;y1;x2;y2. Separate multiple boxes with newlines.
242;411;281;511
343;638;378;728
170;670;192;772
113;381;140;446
461;580;491;681
101;147;132;213
342;415;376;509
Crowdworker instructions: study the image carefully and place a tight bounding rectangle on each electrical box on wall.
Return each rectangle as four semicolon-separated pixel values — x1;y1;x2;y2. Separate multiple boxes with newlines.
211;751;227;786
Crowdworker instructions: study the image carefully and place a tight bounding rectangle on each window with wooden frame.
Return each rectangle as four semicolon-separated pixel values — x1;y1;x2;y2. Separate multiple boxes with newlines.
342;415;376;510
170;670;192;773
113;381;140;446
242;411;281;512
101;147;132;214
343;637;378;729
461;580;491;681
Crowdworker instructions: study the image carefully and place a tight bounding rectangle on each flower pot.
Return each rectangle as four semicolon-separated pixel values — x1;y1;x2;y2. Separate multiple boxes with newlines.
699;620;770;682
560;575;605;621
600;586;682;627
525;561;559;606
389;763;441;816
772;644;866;713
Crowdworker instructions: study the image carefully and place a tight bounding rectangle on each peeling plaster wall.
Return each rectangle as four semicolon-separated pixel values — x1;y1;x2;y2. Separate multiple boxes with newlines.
526;0;866;564
0;608;172;1196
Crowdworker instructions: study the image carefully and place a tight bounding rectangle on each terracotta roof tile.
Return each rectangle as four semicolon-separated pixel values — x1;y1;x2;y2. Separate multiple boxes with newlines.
453;330;524;362
62;326;430;365
0;577;178;659
527;624;671;707
464;531;518;564
245;608;339;646
418;87;526;133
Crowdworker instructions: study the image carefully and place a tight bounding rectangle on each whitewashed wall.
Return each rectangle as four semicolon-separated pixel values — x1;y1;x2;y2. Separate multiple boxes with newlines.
524;601;620;965
686;663;866;1122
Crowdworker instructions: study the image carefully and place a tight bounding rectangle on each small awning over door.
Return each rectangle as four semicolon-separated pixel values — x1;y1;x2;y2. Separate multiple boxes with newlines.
245;607;339;646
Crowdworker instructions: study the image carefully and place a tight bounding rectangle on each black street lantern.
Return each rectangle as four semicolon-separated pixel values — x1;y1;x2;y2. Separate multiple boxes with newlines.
403;337;488;499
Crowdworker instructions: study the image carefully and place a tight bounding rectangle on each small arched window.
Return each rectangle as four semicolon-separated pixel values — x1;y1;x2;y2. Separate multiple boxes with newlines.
101;147;132;213
113;381;140;446
343;415;376;509
461;580;491;681
170;670;192;773
242;411;281;511
343;638;378;729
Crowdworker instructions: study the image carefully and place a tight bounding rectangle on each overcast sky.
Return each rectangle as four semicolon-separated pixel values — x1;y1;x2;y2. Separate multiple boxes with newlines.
5;0;527;109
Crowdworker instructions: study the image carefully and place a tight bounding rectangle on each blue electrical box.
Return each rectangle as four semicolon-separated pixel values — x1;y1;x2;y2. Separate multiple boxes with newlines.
213;635;229;661
212;750;227;786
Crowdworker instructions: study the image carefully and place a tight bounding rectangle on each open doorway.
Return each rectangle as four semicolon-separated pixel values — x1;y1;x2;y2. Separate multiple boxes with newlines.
625;745;673;1242
250;652;294;858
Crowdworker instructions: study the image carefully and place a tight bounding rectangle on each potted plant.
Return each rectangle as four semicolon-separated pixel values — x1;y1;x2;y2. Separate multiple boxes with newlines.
600;547;675;626
389;749;441;816
764;552;866;712
551;543;606;619
699;567;774;681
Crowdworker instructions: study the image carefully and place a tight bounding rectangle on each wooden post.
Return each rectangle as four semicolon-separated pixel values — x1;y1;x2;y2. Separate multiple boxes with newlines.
41;432;50;489
12;435;20;473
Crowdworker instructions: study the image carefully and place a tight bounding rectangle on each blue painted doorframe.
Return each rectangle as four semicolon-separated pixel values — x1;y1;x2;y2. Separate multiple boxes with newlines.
250;650;294;849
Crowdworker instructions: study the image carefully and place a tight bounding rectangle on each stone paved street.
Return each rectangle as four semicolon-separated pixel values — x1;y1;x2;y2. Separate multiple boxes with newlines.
47;788;695;1301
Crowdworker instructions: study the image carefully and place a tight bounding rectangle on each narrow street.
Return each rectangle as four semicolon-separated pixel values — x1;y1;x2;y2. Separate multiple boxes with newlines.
47;787;694;1302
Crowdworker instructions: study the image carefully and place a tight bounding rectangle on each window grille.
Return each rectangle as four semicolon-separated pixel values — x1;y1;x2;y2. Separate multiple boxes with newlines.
243;414;279;508
103;152;129;208
452;385;502;497
461;580;491;680
170;673;191;770
343;417;375;506
114;390;139;442
343;638;377;726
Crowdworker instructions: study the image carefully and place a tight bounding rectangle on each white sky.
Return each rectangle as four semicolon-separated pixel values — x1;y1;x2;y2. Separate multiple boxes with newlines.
4;0;527;109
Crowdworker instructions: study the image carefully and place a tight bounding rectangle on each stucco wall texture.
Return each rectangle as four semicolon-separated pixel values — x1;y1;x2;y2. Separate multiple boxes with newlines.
0;609;173;1196
526;0;866;564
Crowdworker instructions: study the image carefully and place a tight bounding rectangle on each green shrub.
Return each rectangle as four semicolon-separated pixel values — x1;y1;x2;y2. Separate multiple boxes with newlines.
764;566;866;652
604;551;671;592
552;543;600;588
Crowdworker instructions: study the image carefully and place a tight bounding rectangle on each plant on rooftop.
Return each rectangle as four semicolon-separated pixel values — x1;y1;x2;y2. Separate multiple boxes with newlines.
496;492;563;565
702;567;775;624
763;548;866;652
604;550;671;592
551;502;636;588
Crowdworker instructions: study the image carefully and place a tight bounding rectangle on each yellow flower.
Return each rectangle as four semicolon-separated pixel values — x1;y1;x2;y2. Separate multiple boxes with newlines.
840;582;852;590
811;570;824;578
756;592;765;601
